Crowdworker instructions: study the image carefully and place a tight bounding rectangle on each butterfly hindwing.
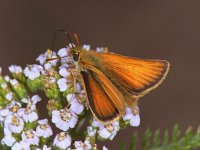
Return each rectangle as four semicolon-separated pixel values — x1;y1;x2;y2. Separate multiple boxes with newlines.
81;64;125;123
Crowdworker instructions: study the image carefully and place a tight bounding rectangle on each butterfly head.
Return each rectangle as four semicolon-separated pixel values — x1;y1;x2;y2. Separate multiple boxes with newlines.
69;46;83;62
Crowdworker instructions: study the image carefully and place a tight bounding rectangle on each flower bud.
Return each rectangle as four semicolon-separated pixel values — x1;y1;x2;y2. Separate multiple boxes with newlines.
26;77;42;93
10;79;28;99
47;100;62;115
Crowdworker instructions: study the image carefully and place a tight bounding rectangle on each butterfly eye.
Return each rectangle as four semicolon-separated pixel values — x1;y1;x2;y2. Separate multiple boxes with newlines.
73;52;80;62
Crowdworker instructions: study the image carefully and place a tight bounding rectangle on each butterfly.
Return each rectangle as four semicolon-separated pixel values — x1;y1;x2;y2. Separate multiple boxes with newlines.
50;32;170;124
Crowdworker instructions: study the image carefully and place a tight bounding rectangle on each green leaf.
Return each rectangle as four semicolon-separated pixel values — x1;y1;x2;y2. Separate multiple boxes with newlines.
152;129;161;148
120;141;126;150
142;128;152;150
130;132;137;150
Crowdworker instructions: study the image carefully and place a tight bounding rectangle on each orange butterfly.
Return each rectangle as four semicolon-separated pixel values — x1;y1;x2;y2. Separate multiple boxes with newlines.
51;32;170;124
67;41;170;124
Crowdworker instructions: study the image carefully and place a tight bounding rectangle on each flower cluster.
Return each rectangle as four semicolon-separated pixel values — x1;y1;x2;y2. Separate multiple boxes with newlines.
0;45;141;149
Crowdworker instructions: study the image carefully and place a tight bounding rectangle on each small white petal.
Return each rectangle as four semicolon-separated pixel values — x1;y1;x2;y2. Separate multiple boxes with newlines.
1;83;7;89
9;65;22;74
70;101;84;115
42;145;51;150
24;65;43;80
31;95;42;104
57;78;68;92
38;118;48;124
87;126;97;137
10;79;18;86
4;75;10;82
4;114;24;133
83;45;90;50
52;109;77;131
36;53;47;65
21;97;29;103
58;48;69;57
1;134;16;146
130;114;140;127
98;128;111;139
6;92;13;101
103;146;109;150
59;68;70;77
12;141;30;150
53;132;71;149
92;120;103;128
22;130;39;146
36;119;53;138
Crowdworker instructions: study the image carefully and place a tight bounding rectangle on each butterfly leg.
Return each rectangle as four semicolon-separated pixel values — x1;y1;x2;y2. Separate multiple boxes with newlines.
67;68;85;106
66;69;79;106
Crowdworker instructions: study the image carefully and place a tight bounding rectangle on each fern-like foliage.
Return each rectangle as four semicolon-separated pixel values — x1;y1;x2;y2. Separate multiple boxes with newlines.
120;125;200;150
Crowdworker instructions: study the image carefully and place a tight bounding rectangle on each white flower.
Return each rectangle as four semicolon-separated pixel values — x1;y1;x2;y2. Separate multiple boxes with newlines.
36;53;47;65
31;95;42;104
57;78;68;92
24;64;43;80
18;104;38;123
87;126;97;137
36;50;57;66
10;79;19;86
59;67;70;78
7;101;21;113
36;119;53;138
103;146;109;150
21;95;41;105
9;65;22;74
67;94;84;115
58;48;69;57
74;138;92;150
5;92;13;101
4;113;24;133
4;75;10;82
96;47;108;53
12;141;30;150
122;107;140;127
36;145;51;150
52;108;78;131
0;108;10;121
1;128;16;146
83;45;90;50
21;129;39;146
1;83;7;89
92;120;120;140
44;63;53;70
53;132;71;149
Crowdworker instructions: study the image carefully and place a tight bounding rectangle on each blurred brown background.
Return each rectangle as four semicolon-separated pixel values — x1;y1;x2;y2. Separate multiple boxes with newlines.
0;1;199;149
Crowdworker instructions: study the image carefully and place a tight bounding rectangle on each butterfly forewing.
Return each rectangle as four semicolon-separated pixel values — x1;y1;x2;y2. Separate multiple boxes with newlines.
81;64;125;123
81;51;170;97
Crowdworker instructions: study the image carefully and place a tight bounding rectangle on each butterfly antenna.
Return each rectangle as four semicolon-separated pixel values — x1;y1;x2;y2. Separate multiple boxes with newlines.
48;29;74;62
51;29;75;50
64;32;74;49
74;33;80;46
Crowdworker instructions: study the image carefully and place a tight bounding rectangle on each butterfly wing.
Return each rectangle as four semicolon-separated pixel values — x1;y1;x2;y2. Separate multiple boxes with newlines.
81;51;170;97
80;64;125;123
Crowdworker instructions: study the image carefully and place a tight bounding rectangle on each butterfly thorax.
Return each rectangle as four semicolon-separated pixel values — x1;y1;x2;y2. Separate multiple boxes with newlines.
70;47;101;71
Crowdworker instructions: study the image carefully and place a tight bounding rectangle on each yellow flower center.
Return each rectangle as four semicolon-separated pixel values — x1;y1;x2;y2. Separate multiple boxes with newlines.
105;124;114;132
10;105;20;113
40;124;48;130
11;115;20;126
58;132;66;141
25;130;34;139
60;109;71;121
